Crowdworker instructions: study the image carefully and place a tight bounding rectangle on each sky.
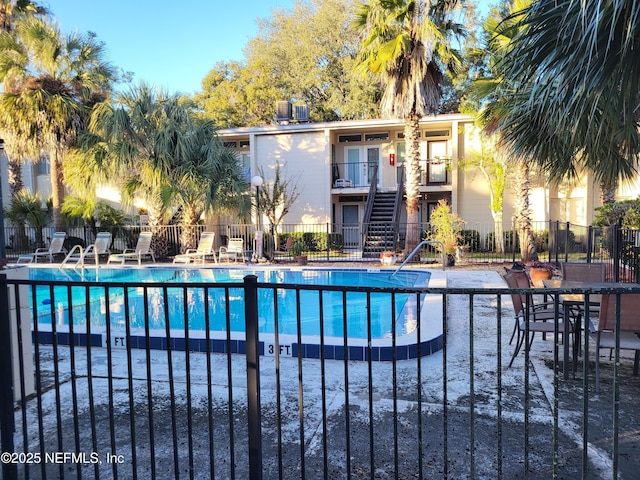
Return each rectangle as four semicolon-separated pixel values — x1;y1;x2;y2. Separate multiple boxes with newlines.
47;0;296;95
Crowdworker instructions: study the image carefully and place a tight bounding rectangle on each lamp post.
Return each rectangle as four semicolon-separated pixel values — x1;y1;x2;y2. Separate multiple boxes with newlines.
251;175;263;260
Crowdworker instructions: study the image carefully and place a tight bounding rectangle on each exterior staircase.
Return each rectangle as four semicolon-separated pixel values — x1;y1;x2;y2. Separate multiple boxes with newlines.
362;192;399;258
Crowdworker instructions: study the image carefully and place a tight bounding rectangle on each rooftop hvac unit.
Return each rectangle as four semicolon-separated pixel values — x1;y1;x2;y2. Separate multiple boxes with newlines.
276;101;292;123
294;104;310;123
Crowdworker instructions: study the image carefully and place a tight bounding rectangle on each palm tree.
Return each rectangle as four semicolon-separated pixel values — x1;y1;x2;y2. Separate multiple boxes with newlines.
470;0;539;261
498;0;640;203
0;1;47;196
0;15;115;229
354;0;466;254
83;84;248;258
4;188;50;249
171;120;249;250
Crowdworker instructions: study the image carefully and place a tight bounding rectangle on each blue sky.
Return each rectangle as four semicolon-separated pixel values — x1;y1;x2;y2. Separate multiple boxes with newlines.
48;1;487;96
47;0;296;95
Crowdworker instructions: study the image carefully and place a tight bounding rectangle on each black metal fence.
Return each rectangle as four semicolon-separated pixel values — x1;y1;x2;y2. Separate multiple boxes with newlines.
2;269;640;479
3;221;639;270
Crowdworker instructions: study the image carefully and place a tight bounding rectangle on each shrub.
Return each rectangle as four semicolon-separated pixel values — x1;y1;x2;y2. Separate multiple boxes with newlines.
486;230;519;253
460;229;481;252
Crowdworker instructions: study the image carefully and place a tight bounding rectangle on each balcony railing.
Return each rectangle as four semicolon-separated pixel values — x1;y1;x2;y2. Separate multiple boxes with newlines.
332;159;450;189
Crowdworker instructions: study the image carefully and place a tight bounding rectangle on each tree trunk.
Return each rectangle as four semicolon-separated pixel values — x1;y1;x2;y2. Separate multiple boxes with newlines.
50;148;65;231
513;163;538;262
599;179;617;205
7;156;23;197
179;207;200;252
403;111;421;256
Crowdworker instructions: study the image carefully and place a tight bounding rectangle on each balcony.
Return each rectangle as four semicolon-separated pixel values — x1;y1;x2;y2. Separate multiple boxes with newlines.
332;159;450;190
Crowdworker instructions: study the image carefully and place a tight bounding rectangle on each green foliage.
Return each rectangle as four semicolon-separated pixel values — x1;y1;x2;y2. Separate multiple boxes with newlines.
290;240;305;257
486;230;520;253
4;189;50;228
533;229;549;252
279;232;343;252
427;200;464;253
460;229;481;252
197;0;381;127
593;198;640;228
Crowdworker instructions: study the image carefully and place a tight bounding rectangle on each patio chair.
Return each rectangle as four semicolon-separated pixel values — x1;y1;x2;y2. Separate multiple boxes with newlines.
592;293;640;393
218;237;245;263
272;236;294;261
173;232;217;265
561;262;606;282
561;261;606;319
107;232;155;265
505;270;570;367
61;232;112;267
17;231;67;263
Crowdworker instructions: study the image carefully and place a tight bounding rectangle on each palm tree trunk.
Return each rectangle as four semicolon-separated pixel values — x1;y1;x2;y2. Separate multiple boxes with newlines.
403;111;421;256
7;156;23;196
179;207;200;252
599;179;617;205
513;162;538;262
50;147;65;230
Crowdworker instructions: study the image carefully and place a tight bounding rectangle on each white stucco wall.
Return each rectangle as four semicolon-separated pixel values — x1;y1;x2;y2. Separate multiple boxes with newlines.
253;131;330;225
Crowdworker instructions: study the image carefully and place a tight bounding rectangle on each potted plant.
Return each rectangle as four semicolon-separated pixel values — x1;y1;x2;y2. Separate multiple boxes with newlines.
380;250;397;266
527;261;556;286
290;240;307;265
427;199;465;267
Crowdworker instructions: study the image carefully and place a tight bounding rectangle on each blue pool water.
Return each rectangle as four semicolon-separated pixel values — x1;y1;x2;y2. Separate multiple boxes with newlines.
29;267;430;340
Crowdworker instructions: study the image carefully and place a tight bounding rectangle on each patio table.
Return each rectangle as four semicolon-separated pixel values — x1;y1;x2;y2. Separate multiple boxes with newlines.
543;279;606;379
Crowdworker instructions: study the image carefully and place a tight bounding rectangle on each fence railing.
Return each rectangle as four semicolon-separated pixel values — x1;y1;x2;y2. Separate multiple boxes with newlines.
2;270;640;479
2;222;639;281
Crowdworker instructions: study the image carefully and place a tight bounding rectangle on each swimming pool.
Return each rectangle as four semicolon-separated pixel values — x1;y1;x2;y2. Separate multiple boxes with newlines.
14;266;445;361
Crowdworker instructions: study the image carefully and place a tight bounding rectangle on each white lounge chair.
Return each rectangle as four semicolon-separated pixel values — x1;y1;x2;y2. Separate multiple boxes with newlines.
219;238;245;263
108;232;155;265
61;232;112;268
173;232;217;265
17;231;67;263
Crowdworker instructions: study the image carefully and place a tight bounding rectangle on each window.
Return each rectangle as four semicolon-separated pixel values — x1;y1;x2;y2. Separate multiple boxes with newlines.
223;141;238;148
239;140;250;148
241;154;251;183
424;130;450;138
365;132;389;141
36;156;50;175
338;134;362;143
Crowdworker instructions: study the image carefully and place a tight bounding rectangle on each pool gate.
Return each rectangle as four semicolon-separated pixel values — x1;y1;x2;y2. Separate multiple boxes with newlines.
2;272;640;479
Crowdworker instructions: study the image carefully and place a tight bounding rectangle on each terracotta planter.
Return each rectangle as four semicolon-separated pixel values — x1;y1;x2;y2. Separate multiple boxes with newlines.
529;267;552;286
296;255;308;266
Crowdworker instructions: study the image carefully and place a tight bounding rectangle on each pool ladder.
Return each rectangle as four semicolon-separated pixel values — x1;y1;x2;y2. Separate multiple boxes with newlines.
390;240;445;278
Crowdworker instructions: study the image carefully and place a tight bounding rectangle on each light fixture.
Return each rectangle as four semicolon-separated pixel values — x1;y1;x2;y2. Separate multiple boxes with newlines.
389;145;395;166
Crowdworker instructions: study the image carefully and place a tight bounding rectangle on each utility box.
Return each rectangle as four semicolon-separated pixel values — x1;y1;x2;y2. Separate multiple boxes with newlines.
276;101;292;123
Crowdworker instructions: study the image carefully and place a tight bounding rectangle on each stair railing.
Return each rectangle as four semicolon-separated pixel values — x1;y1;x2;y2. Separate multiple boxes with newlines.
361;165;379;248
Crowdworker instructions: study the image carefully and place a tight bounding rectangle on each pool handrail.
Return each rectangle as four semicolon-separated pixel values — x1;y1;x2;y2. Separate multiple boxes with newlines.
391;240;445;277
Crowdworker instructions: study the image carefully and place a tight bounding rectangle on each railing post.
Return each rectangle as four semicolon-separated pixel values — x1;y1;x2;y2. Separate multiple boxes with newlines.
0;274;16;480
586;225;593;263
565;222;570;264
243;275;263;480
326;223;330;262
